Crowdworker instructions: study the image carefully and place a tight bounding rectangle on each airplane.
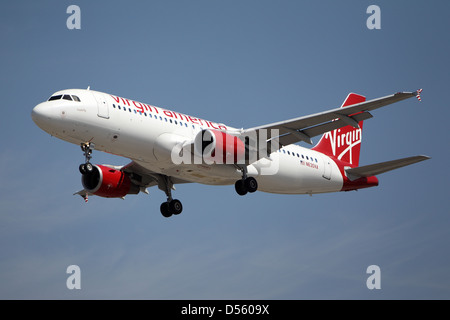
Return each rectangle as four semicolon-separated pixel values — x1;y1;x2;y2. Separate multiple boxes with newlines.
31;87;430;217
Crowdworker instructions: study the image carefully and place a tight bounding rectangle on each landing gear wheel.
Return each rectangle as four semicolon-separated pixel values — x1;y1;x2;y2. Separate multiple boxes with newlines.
245;177;258;193
158;176;184;218
160;202;172;218
235;179;248;196
169;199;183;215
79;142;95;175
85;163;93;173
235;177;258;196
79;164;87;175
160;199;183;217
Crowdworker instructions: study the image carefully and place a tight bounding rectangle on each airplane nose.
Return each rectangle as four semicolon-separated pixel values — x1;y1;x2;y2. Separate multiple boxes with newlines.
32;103;43;124
31;102;53;129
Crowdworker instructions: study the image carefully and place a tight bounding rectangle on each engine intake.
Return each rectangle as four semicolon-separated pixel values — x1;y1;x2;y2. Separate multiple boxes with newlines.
81;165;140;198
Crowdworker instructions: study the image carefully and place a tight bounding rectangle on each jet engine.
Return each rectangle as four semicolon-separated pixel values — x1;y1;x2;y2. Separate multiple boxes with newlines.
194;129;245;164
81;165;140;198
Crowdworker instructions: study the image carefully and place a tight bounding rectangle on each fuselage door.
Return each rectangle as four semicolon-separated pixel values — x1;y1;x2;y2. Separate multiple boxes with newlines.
321;154;332;180
94;92;110;119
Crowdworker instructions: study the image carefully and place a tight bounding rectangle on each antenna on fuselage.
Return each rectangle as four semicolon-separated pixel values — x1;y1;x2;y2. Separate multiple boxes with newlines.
87;86;90;90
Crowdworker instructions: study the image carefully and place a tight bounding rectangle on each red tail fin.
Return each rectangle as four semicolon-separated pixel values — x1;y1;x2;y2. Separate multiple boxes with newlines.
312;93;366;166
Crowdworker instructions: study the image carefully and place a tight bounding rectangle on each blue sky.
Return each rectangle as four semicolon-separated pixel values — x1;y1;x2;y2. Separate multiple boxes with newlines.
0;0;448;299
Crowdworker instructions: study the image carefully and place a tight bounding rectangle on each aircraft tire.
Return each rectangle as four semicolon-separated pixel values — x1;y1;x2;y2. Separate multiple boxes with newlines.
160;202;172;218
169;199;183;215
79;164;87;175
85;163;93;172
245;177;258;193
235;180;248;196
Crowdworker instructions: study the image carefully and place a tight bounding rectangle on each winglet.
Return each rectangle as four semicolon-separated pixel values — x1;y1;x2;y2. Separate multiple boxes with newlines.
416;88;423;101
74;189;90;203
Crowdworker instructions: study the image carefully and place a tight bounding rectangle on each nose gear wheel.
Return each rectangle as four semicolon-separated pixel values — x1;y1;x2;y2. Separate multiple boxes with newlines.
79;142;95;175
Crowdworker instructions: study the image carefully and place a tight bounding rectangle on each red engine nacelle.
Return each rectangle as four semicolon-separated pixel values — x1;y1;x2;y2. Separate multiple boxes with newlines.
194;129;245;164
81;165;140;198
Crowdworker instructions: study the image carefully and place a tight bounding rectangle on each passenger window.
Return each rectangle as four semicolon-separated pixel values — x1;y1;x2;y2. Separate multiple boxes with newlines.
48;95;62;101
306;156;309;160
72;95;81;102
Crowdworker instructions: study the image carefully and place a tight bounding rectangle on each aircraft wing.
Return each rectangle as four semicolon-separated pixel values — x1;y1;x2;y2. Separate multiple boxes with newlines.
121;161;192;189
240;90;421;149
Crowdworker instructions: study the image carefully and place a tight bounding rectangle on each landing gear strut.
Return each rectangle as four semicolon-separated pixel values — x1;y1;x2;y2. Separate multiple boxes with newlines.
79;142;95;175
234;166;258;196
158;175;183;218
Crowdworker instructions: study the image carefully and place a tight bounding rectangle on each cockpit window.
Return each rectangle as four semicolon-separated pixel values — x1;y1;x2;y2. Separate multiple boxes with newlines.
48;95;62;101
48;94;81;102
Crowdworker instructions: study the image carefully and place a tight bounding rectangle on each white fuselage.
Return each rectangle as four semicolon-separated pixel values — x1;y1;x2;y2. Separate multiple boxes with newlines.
32;89;344;195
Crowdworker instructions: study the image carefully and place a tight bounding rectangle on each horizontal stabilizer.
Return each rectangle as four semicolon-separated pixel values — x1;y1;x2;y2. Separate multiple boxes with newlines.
345;155;430;181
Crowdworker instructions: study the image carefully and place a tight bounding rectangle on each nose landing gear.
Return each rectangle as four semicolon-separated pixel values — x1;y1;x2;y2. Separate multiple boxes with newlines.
79;142;95;175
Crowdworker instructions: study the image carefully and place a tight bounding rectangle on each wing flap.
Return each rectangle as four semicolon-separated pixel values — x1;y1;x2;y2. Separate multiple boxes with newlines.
345;155;430;181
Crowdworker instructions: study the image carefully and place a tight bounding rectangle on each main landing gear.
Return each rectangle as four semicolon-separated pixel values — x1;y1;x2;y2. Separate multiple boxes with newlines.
160;199;183;218
234;166;258;196
79;142;95;175
158;175;183;218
